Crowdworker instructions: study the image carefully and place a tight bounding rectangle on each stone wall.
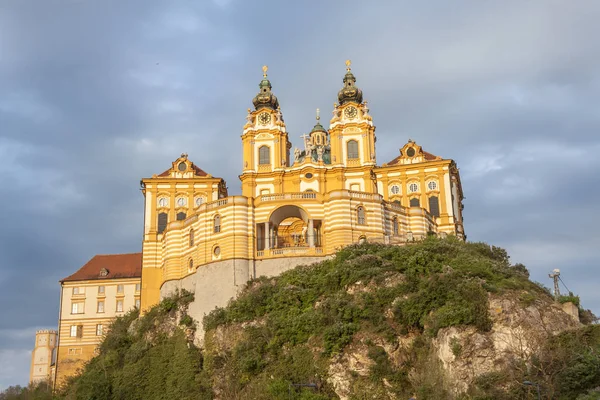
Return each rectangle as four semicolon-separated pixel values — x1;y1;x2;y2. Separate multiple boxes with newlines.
160;255;330;343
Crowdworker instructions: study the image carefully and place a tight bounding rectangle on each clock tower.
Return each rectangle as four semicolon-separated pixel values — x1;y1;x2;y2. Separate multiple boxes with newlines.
328;61;376;169
240;66;292;198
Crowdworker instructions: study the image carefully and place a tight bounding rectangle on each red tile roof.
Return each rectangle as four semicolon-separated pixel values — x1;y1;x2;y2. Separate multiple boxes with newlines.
387;151;440;166
158;164;209;177
61;253;142;282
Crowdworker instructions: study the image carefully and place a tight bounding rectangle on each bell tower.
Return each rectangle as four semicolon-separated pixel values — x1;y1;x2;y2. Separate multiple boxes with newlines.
328;60;376;168
240;66;291;198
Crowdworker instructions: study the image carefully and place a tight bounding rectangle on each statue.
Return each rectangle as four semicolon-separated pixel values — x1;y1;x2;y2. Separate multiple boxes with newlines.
317;146;324;162
294;147;301;163
276;106;283;123
362;100;369;117
246;108;253;124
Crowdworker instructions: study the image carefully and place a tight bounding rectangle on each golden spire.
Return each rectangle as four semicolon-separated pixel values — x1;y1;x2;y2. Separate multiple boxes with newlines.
262;65;268;77
316;108;320;121
345;59;351;71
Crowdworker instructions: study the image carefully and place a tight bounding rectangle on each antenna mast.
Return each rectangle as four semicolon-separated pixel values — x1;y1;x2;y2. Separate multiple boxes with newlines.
549;269;561;299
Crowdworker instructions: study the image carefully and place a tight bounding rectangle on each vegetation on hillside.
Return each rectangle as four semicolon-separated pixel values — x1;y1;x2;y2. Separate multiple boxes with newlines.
3;237;599;399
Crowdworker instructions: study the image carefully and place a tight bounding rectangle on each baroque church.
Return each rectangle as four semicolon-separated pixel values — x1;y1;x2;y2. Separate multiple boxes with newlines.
39;62;466;387
139;61;465;323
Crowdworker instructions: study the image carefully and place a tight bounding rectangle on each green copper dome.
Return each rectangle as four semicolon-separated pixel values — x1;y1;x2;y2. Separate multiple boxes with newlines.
253;66;279;111
338;62;363;105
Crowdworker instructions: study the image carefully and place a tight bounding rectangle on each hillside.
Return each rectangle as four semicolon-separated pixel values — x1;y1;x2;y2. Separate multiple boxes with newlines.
23;237;598;400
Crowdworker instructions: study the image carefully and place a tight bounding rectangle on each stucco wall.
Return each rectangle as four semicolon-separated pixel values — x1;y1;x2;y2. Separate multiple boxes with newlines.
160;255;330;343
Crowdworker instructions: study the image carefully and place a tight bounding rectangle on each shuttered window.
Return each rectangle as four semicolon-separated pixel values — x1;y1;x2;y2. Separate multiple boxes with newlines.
259;146;270;165
157;212;168;234
429;196;440;217
410;198;420;207
357;206;366;225
347;140;359;159
214;215;221;233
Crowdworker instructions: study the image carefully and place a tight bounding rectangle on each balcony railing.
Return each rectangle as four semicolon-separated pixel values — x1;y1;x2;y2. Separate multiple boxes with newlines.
256;246;324;258
259;192;318;202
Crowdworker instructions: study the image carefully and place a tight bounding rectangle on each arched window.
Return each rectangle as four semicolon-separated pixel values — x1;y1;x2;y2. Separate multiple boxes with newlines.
357;206;366;225
157;212;168;234
188;258;193;272
347;140;359;159
410;198;420;207
189;230;194;247
214;215;221;233
176;212;187;221
259;146;270;165
429;196;440;217
393;217;399;236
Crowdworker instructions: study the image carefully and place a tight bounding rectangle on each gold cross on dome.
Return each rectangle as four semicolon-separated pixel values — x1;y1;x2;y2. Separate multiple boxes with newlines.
345;59;351;71
262;65;268;77
316;108;320;121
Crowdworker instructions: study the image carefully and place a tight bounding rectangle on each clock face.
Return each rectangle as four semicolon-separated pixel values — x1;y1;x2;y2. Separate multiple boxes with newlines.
158;198;168;207
177;162;187;172
344;106;358;119
406;147;416;157
258;112;271;125
177;197;187;207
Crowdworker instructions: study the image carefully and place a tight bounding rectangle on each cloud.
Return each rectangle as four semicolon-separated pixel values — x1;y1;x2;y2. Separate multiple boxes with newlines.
1;0;600;389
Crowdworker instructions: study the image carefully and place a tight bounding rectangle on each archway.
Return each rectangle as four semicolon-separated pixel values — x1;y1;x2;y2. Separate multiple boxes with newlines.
257;205;321;251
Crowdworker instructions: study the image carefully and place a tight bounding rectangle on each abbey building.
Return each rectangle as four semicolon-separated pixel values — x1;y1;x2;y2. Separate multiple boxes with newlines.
39;62;465;387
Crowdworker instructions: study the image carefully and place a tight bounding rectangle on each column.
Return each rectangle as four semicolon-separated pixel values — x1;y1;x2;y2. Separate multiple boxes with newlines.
308;219;315;247
264;222;271;249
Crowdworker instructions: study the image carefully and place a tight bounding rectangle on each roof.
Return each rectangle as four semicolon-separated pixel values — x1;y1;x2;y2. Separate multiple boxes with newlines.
61;253;142;283
387;151;440;166
158;164;208;177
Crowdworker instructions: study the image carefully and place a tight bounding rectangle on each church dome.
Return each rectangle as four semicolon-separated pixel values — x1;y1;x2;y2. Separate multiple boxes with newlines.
337;61;363;105
252;66;280;111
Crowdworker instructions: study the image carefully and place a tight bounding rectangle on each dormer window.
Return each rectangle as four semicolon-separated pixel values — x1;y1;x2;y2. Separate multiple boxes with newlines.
99;268;109;277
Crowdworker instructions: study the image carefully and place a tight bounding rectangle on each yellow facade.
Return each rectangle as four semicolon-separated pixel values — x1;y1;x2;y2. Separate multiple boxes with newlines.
140;63;465;311
53;262;141;388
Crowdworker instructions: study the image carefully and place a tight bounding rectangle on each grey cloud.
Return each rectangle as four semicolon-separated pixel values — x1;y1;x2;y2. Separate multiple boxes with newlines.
1;0;599;389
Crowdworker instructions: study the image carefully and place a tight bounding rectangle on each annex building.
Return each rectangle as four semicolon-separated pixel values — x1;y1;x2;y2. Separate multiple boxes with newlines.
36;62;465;387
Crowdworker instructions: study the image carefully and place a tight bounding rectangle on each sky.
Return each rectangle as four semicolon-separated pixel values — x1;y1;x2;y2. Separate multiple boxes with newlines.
1;0;599;389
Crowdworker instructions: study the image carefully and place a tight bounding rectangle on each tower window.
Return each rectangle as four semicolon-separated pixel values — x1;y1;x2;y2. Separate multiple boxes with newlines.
408;183;418;193
157;212;168;234
410;198;420;207
189;230;194;247
390;185;400;195
347;140;359;159
214;215;221;233
259;146;270;165
357;206;366;225
429;196;440;217
177;212;187;221
428;181;438;191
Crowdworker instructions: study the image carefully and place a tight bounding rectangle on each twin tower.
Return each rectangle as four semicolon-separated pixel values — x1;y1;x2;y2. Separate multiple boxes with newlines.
138;62;466;331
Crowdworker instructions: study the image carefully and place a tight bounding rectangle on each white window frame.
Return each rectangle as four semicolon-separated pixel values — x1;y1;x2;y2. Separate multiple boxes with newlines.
117;284;124;294
97;301;104;313
71;302;84;314
96;324;103;336
116;299;124;312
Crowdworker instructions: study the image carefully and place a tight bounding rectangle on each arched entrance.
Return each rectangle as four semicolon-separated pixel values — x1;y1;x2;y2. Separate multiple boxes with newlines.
257;205;322;252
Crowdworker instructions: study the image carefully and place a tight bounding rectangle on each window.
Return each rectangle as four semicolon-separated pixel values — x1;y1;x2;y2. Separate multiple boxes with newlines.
195;197;204;207
157;212;168;234
410;198;420;207
176;212;187;221
117;284;124;294
429;196;440;217
70;325;83;338
135;283;141;292
98;286;105;294
259;146;270;165
390;185;400;195
393;217;399;236
408;183;418;193
72;287;81;295
97;301;104;313
427;181;438;191
158;197;168;207
135;298;141;309
71;302;84;314
189;229;194;247
214;215;221;233
96;324;103;336
116;300;124;312
357;206;366;225
406;147;416;157
213;246;221;257
188;258;194;272
347;140;359;159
